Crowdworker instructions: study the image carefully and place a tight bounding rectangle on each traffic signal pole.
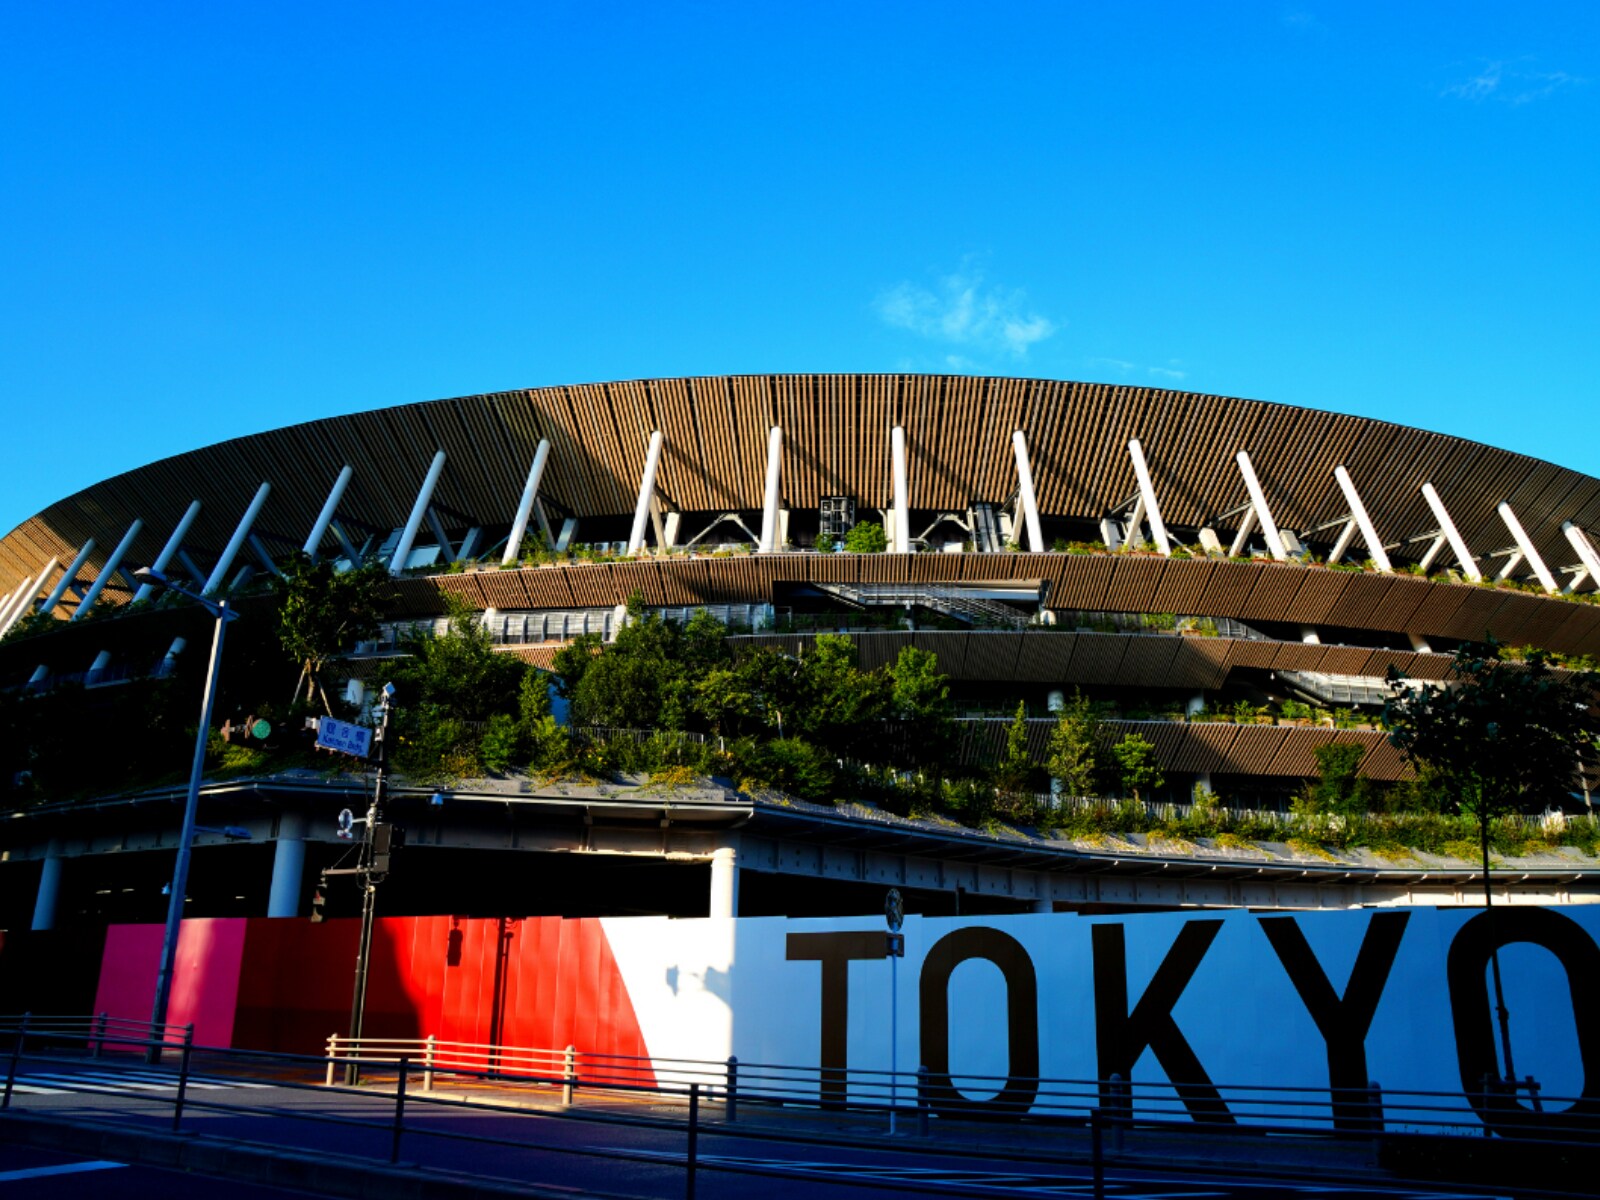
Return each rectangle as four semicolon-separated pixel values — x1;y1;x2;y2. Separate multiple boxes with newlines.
344;688;392;1086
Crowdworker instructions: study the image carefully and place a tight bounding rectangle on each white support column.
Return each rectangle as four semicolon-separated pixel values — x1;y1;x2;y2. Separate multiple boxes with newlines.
0;575;37;634
758;427;783;553
40;541;96;614
1419;483;1481;581
31;842;64;932
1332;466;1393;572
1326;520;1359;564
709;842;739;918
891;426;909;553
1227;506;1258;558
1496;550;1525;582
1563;522;1600;583
1417;533;1449;574
503;440;552;565
626;432;664;556
267;812;307;918
1235;452;1288;561
1497;502;1558;594
390;451;446;576
73;520;144;620
303;467;353;558
1124;495;1146;548
0;559;56;634
1126;439;1171;556
203;483;271;595
1408;632;1433;654
1012;431;1045;552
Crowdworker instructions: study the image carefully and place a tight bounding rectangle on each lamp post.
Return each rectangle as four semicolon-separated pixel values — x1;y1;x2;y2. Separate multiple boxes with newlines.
133;566;239;1057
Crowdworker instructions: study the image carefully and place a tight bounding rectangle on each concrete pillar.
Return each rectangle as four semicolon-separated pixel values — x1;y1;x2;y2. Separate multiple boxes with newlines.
40;540;96;615
1420;483;1481;581
758;427;783;553
75;520;145;620
267;812;307;918
1046;689;1066;712
204;483;271;595
503;441;552;564
1408;632;1432;654
1332;466;1393;572
709;843;739;918
891;426;909;554
28;664;48;688
133;501;202;602
1497;501;1559;594
1301;627;1320;645
1030;897;1053;915
1235;452;1287;561
390;452;446;576
1194;772;1214;798
31;841;64;931
1012;431;1045;553
1126;439;1172;556
626;432;664;556
304;467;354;558
1187;693;1207;717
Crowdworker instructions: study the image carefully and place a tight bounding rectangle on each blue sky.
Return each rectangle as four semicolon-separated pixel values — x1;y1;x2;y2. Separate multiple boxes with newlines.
2;2;1595;535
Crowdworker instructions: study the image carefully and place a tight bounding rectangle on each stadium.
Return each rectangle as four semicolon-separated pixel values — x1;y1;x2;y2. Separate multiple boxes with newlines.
3;371;1600;986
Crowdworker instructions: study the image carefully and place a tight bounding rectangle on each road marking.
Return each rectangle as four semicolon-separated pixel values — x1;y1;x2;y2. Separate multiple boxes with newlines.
0;1161;125;1183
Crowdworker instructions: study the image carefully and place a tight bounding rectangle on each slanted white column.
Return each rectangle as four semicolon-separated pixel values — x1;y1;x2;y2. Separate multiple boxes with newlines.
1417;534;1449;574
0;558;57;634
390;452;446;576
1327;520;1359;564
1408;632;1433;654
891;426;909;553
0;575;38;634
203;484;271;595
758;427;784;553
267;812;307;918
503;440;552;565
303;467;353;558
1332;466;1393;572
1563;522;1600;584
73;521;144;620
1126;439;1171;556
709;842;739;918
626;432;664;556
1235;452;1287;561
1227;505;1258;558
31;841;65;932
41;539;97;614
28;664;49;687
134;501;203;603
1419;483;1481;581
1497;502;1558;594
1012;431;1045;552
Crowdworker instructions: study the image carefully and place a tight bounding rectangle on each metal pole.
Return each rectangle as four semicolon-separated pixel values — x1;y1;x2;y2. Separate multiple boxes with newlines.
172;1024;194;1132
3;1014;27;1110
391;1055;409;1163
1091;1107;1105;1200
889;951;898;1134
1482;813;1518;1085
685;1082;699;1200
725;1056;738;1122
345;692;390;1086
150;600;229;1060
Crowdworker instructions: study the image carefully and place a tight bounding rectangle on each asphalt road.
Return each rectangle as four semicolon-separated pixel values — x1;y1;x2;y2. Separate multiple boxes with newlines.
0;1057;1522;1200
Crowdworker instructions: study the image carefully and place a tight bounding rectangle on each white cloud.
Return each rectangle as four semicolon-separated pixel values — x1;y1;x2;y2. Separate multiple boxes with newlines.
1443;60;1584;105
1089;356;1186;383
876;265;1058;358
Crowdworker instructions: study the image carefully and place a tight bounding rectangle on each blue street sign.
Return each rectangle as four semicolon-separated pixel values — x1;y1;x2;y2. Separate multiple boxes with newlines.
316;716;373;759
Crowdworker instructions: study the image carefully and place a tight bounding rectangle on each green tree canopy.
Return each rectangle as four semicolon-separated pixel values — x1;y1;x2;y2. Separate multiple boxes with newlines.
1112;733;1164;802
273;552;393;711
1046;690;1104;797
842;521;888;554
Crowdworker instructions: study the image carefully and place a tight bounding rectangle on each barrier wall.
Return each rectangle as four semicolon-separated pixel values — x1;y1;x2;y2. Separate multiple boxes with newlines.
95;905;1600;1133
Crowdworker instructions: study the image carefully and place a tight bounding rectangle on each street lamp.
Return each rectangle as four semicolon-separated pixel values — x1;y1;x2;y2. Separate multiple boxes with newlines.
132;566;239;1054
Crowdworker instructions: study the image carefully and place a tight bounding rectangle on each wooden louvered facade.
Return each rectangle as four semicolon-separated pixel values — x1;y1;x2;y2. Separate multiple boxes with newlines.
5;374;1600;606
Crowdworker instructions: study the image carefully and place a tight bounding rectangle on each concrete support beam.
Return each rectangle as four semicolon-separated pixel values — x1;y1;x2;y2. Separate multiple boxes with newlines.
133;503;203;602
31;843;63;932
203;483;271;596
1327;519;1359;565
303;466;353;559
1563;521;1600;584
1408;632;1433;654
626;431;664;556
709;842;739;918
503;440;552;565
425;508;456;562
1227;505;1258;558
1012;431;1045;553
890;426;909;553
1332;466;1393;572
1497;501;1559;594
1420;483;1481;581
1126;439;1171;556
1417;533;1449;574
74;520;144;620
390;452;446;576
1235;451;1288;561
758;427;783;553
267;813;307;918
39;540;96;615
0;560;56;635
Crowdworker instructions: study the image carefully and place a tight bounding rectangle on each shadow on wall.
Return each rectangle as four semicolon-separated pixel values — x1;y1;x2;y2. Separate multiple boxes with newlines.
91;914;655;1073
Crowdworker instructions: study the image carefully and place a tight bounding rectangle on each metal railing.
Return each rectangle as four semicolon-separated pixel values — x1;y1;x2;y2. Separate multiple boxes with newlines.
4;1018;1598;1200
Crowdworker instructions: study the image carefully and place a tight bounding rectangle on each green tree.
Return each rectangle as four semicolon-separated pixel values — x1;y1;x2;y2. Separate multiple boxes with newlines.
993;701;1034;798
888;646;950;722
842;521;888;554
273;552;393;712
793;634;889;754
1046;690;1103;797
1384;638;1597;1084
1112;733;1164;802
1309;742;1374;821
